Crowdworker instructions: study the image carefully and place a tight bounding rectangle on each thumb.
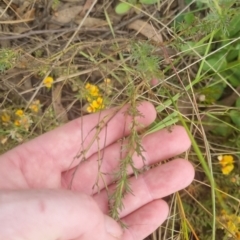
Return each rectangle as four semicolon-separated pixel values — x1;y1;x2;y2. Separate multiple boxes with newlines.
0;189;122;240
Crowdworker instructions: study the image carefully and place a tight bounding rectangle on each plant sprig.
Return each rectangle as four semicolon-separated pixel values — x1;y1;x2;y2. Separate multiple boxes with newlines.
108;97;146;224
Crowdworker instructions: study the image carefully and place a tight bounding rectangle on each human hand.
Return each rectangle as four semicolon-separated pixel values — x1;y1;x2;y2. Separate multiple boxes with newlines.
0;102;194;240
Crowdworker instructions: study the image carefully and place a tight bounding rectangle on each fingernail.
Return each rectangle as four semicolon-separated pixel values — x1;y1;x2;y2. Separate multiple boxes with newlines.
104;215;123;238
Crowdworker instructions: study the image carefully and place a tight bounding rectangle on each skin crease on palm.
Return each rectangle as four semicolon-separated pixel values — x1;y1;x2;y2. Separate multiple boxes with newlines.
0;101;194;240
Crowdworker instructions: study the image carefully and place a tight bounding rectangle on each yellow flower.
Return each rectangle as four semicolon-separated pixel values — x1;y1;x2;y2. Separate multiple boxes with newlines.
89;85;99;97
1;112;10;123
96;97;103;104
227;220;238;233
218;155;234;167
14;115;32;130
222;164;234;175
85;83;100;96
91;100;99;109
14;120;20;126
218;155;234;175
85;83;91;89
96;97;104;109
89;97;104;110
219;211;240;238
87;105;95;113
43;76;54;88
15;109;24;117
85;83;106;111
29;100;40;113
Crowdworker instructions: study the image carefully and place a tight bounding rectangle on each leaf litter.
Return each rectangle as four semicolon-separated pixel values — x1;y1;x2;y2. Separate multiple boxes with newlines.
0;0;166;121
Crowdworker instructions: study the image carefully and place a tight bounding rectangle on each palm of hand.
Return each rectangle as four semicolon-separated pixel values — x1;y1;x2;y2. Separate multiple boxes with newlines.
0;102;194;240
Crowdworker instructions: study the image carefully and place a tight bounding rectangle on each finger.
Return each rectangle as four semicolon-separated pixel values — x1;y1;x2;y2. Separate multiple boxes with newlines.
121;199;169;240
1;101;156;172
93;159;194;218
0;189;122;240
62;126;191;194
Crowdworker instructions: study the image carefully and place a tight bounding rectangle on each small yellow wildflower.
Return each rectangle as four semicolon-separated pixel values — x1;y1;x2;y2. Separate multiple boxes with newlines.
89;85;99;97
96;97;103;104
96;97;104;109
218;155;234;167
88;97;104;111
87;105;95;113
219;211;240;238
15;109;24;117
1;112;10;123
29;100;41;113
218;155;234;175
222;164;234;175
91;100;98;109
85;83;100;96
43;76;54;88
14;120;20;126
14;115;32;130
85;83;91;89
85;83;106;112
227;220;238;234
